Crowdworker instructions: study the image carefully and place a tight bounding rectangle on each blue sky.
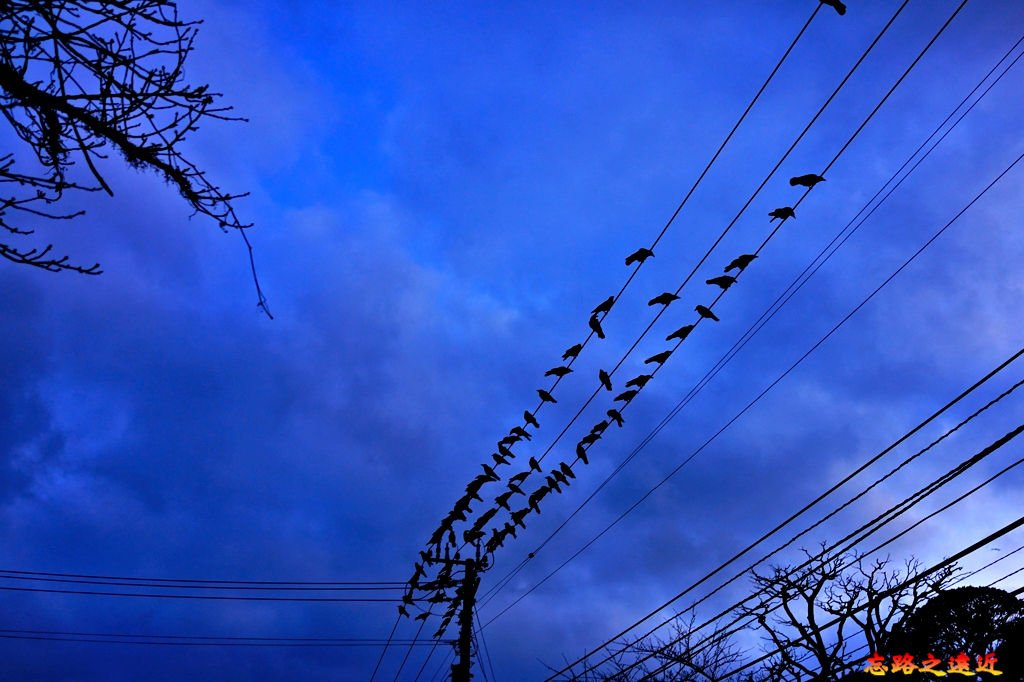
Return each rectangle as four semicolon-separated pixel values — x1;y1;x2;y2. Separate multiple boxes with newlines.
2;1;1024;679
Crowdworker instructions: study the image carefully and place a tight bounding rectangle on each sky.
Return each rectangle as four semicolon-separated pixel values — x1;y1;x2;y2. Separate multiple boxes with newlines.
2;1;1024;679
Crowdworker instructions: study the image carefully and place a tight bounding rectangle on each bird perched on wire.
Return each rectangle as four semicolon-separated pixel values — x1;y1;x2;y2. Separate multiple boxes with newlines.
769;206;796;222
591;420;609;435
790;173;825;188
499;435;520;447
580;432;600;447
560;462;576;479
626;374;652;389
598;369;613;391
524;411;540;429
589;314;606;339
820;0;846;16
648;292;680;307
562;344;582;361
666;324;694;342
696;305;720;321
492;451;510;466
607;408;624;427
537;389;557;404
614;389;638;403
509;471;529;486
725;254;757;273
482;464;500;481
495;491;513;510
592;296;615;315
545;366;572;378
529;456;542;472
645;350;672;366
576;442;590;464
706;275;736;290
625;247;654;266
510;426;531;441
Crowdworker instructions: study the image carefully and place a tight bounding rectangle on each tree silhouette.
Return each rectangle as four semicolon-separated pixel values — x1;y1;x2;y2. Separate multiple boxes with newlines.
0;0;269;315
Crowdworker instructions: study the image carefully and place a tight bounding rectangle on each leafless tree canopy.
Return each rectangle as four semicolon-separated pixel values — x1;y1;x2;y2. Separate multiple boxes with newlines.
0;0;269;314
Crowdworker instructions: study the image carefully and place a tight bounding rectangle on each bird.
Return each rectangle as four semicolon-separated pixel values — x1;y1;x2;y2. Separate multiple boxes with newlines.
696;305;720;321
507;482;524;495
560;461;576;479
492;452;510;466
580;432;600;446
625;247;654;266
576;442;590;464
546;475;561;494
769;206;796;222
591;420;609;434
598;369;613;391
545;366;572;378
626;374;652;389
398;604;410;618
614;389;638;403
524;411;540;429
645;350;672;366
789;173;825;188
537;389;557;404
725;254;757;273
592;295;615;315
552;469;569;486
498;443;514;459
416;612;431;622
819;0;846;16
648;292;680;307
509;471;529;485
706;275;736;290
512;509;529;528
495;491;513;510
589;314;606;339
499;435;520;447
529;456;542;472
482;464;499;481
562;344;583;360
607;408;624;427
510;426;532;441
666;324;694;342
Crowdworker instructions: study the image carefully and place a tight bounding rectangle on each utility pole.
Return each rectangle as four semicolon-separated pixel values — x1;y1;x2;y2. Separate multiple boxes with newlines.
424;551;486;682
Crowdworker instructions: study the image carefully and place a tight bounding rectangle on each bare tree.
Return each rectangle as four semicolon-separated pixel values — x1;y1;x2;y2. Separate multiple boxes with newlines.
0;0;270;315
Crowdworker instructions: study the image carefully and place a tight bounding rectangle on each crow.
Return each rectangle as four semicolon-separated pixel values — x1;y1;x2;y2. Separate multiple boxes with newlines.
626;374;652;389
725;254;757;273
507;482;524;495
789;173;825;188
580;432;600;446
592;295;615;315
498;443;514;459
537;389;557;404
589;314;606;339
482;464;499;481
696;305;720;321
820;0;846;16
769;206;796;222
524;410;540;429
607;408;624;427
599;369;613;391
562;343;583;360
552;469;569;486
576;442;590;464
509;471;529;485
495;491;513;510
625;247;654;266
492;452;510;466
614;389;638;403
512;509;529;529
560;461;576;479
706;275;736;290
529;456;542;472
645;349;672;366
399;604;410;618
416;612;431;621
546;475;561;494
475;508;498;528
510;426;531;441
545;366;572;378
499;435;520;447
591;420;609;434
666;324;695;342
648;292;680;307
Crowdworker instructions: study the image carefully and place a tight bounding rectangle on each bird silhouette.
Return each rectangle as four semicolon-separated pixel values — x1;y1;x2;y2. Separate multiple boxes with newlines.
546;475;561;494
495;491;513;510
529;456;542;472
725;254;757;273
598;369;613;391
614;389;638;403
592;296;615;315
512;508;529;528
591;420;609;434
560;461;576;479
789;173;825;188
537;389;557;404
607;408;624;427
545;366;572;378
509;471;529;485
498;443;514;459
666;324;695;342
552;470;569;486
576;442;590;464
769;206;796;222
645;349;672;366
524;411;540;429
706;275;736;290
625;247;654;266
482;464;499;481
626;374;652;389
648;292;680;307
399;604;410;618
820;0;846;16
589;314;606;339
499;435;520;447
492;452;510;466
415;612;431;622
562;344;582;360
696;305;720;321
580;433;600;447
510;426;532;441
507;482;524;495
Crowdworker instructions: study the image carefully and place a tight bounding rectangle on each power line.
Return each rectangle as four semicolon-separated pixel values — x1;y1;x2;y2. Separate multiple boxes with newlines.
0;567;405;586
0;574;404;591
0;585;397;602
